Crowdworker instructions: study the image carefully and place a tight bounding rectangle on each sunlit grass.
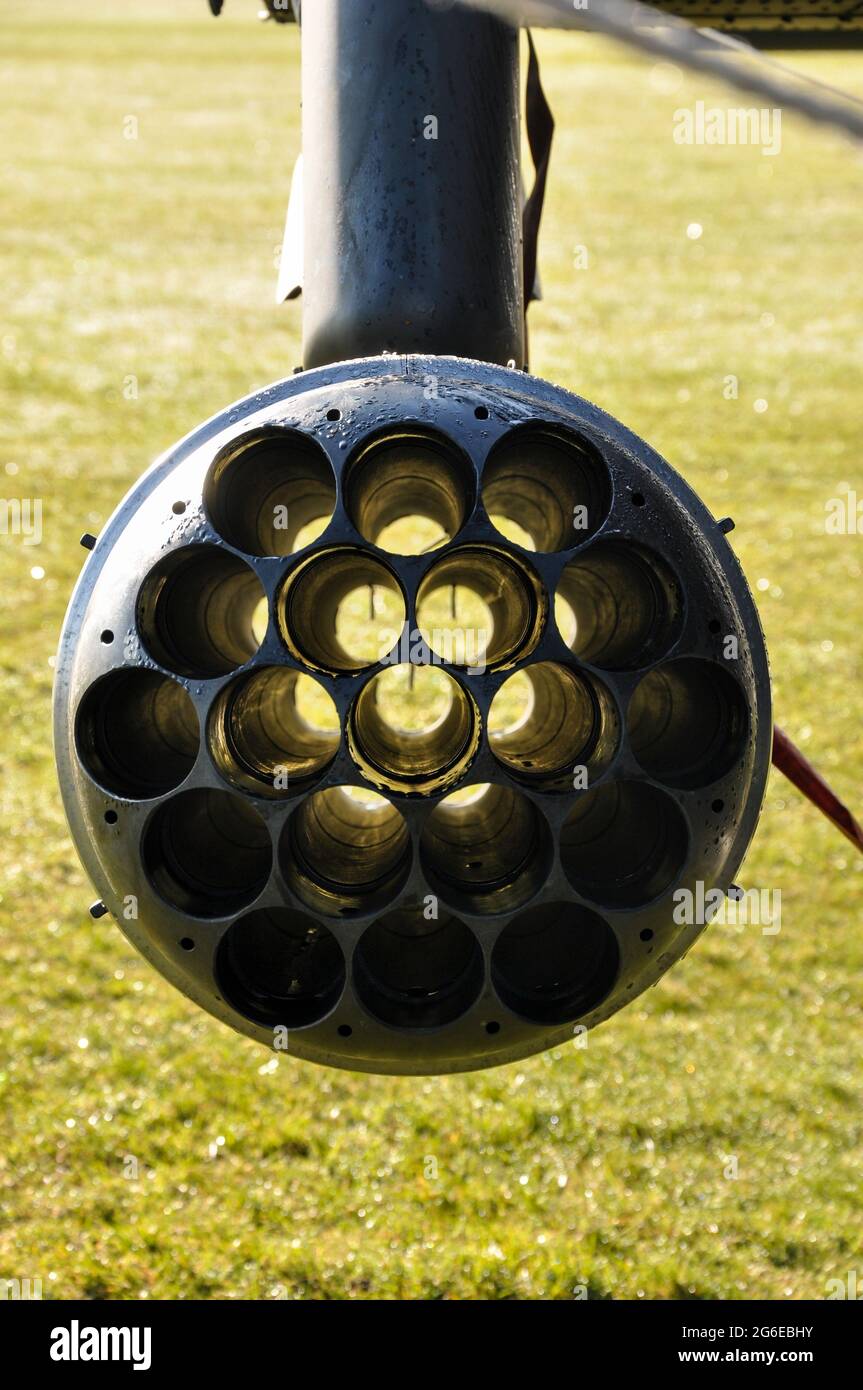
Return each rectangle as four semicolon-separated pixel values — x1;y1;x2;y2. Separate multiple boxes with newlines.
0;1;861;1300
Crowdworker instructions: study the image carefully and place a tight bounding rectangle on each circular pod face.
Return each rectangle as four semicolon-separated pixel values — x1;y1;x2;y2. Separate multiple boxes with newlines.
54;355;771;1075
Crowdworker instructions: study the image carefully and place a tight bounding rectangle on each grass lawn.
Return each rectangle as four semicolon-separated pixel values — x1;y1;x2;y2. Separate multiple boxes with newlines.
0;0;861;1299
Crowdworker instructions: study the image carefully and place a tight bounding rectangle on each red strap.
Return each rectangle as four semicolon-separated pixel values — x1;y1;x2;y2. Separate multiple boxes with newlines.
772;725;863;854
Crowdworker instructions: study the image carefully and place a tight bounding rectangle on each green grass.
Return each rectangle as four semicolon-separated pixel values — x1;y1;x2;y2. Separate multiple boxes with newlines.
1;1;861;1300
